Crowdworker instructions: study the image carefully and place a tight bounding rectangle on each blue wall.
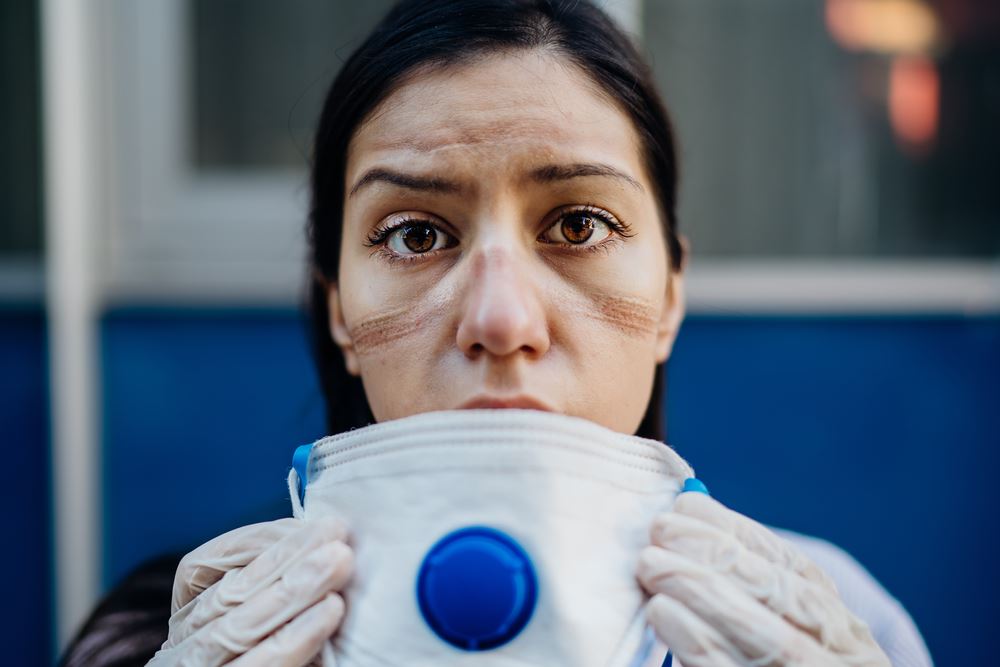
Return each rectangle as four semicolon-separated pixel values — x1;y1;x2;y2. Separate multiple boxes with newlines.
0;307;51;667
101;308;326;587
9;308;996;664
667;315;1000;666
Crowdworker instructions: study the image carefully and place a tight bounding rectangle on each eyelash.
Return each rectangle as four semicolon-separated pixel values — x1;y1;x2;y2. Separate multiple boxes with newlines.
362;204;634;265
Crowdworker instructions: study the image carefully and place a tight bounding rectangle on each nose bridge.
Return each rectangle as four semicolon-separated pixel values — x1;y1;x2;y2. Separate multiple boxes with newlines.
471;242;517;286
468;245;532;316
455;234;550;358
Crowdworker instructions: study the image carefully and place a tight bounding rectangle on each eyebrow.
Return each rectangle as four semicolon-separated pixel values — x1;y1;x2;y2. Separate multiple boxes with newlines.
348;162;643;198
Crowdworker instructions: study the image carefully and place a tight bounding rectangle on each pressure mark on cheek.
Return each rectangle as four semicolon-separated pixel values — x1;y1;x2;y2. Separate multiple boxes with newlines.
588;293;660;337
347;290;656;354
348;304;443;355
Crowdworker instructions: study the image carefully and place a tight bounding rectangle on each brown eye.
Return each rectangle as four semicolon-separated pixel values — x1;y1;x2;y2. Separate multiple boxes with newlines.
384;221;456;256
400;224;436;252
561;213;595;243
541;208;616;246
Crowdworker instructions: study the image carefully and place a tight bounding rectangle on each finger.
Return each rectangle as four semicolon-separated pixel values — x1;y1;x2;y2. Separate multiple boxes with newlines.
646;593;742;667
671;493;838;594
176;540;353;664
638;545;841;667
228;593;345;667
173;518;303;611
168;516;350;646
649;513;876;654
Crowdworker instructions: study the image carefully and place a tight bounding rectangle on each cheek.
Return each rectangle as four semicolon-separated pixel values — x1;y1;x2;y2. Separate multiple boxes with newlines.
554;288;661;375
548;251;665;431
345;291;450;414
588;292;661;337
561;300;659;433
338;261;457;419
347;301;444;356
349;310;442;421
552;239;666;342
339;251;454;357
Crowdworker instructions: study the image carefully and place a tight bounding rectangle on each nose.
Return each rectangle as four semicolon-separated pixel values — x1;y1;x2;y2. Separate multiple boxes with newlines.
455;247;551;359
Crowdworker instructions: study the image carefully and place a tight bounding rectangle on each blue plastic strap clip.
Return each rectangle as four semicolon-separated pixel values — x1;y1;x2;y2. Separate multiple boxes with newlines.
681;477;710;496
292;444;312;506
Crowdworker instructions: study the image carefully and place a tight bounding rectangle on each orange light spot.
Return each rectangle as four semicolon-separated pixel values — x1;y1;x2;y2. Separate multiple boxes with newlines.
888;55;939;154
826;0;940;55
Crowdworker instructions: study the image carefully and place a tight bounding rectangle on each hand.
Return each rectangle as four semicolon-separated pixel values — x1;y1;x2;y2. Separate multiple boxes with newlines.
148;516;354;667
637;492;890;667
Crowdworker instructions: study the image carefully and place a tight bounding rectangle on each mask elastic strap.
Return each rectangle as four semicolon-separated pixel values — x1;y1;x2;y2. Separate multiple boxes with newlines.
287;468;305;519
287;443;312;519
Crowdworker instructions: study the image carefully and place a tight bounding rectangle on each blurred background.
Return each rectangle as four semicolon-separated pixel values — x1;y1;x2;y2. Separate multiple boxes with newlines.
2;0;998;664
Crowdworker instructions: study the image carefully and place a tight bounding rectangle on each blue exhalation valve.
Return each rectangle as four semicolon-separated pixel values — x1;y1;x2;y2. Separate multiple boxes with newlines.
416;526;538;651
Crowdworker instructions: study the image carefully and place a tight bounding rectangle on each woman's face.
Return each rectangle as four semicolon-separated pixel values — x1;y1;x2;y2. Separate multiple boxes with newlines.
328;49;686;435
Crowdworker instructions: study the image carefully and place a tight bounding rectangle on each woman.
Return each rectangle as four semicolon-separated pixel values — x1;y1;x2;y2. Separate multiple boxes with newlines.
62;0;932;665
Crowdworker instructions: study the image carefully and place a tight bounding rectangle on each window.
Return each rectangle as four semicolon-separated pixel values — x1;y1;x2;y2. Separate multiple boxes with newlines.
643;0;999;258
97;0;999;308
191;2;396;170
0;0;43;300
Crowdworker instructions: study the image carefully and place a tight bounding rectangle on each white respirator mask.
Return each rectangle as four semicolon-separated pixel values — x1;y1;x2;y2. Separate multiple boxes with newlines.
287;408;697;667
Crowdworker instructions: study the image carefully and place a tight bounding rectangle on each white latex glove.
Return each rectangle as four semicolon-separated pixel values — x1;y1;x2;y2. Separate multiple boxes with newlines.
148;516;353;667
637;492;891;667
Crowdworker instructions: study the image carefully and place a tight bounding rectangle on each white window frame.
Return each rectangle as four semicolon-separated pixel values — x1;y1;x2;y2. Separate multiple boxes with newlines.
90;0;1000;313
101;1;310;304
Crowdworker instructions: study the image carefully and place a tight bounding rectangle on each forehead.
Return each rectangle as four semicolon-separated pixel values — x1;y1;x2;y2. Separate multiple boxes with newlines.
347;50;644;174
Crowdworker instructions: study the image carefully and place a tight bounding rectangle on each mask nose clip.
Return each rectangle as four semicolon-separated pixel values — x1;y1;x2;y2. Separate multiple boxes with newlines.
416;526;538;651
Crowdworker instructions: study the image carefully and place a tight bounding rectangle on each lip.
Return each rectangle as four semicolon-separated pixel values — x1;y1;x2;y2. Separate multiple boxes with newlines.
457;395;557;413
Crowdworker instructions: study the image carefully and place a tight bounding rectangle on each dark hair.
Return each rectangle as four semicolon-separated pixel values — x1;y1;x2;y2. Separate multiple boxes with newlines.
308;0;685;441
58;553;182;667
